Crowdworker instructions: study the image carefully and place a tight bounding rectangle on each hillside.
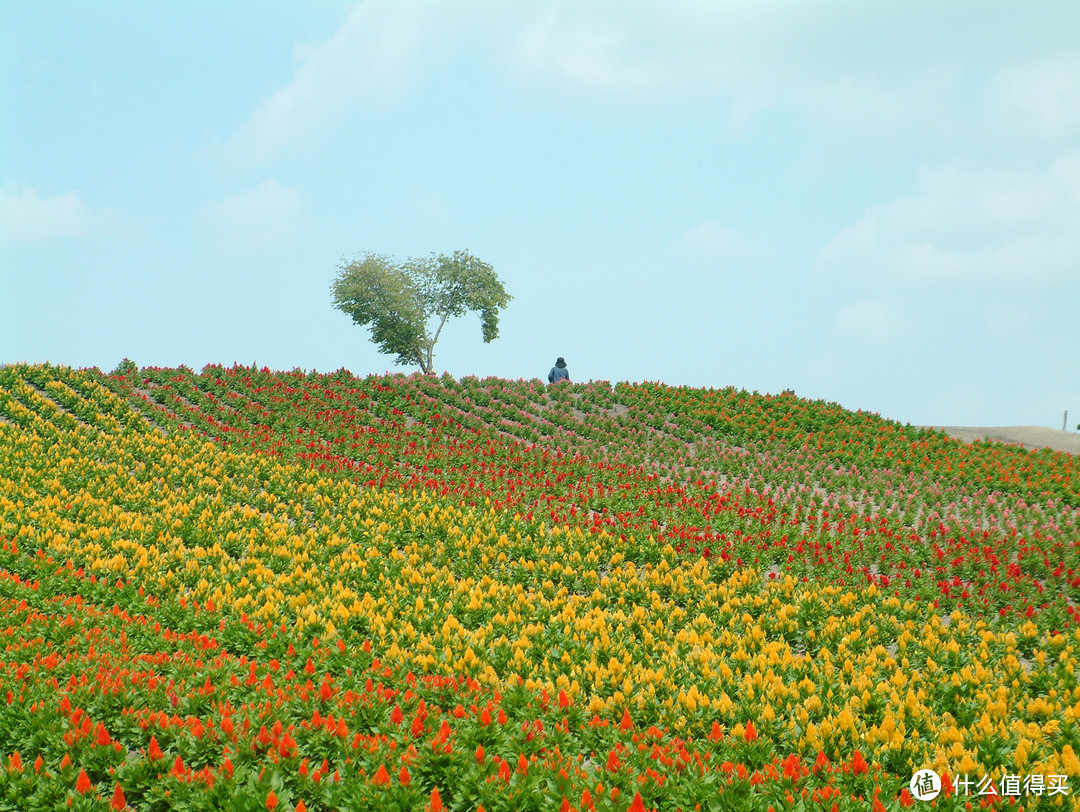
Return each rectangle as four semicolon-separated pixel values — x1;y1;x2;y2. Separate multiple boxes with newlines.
1;363;1078;811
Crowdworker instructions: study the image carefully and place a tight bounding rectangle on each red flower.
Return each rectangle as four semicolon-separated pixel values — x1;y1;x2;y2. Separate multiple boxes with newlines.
266;790;278;810
709;721;723;741
399;766;411;786
628;791;647;812
75;768;92;794
372;764;391;786
744;720;757;742
620;709;634;731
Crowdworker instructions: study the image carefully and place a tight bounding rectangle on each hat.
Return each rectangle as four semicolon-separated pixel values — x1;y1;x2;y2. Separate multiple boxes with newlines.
556;357;566;366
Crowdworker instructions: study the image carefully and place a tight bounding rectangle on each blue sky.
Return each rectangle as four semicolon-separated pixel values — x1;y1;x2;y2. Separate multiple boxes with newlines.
3;2;1079;429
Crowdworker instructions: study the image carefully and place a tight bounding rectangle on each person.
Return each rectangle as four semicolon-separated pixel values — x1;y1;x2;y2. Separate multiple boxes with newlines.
548;357;570;384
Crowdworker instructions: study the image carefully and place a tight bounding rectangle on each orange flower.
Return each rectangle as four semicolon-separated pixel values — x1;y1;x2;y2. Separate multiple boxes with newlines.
782;753;804;780
607;750;621;772
399;765;411;786
372;764;391;786
110;782;127;811
427;787;444;812
852;751;868;776
628;791;647;812
75;768;92;794
813;751;829;773
265;790;278;810
744;720;758;742
296;801;307;812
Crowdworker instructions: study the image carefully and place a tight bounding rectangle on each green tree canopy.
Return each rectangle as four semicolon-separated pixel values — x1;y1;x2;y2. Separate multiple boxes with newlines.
331;250;511;374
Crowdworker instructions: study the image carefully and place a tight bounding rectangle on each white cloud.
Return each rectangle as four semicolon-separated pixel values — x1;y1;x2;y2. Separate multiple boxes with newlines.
833;299;902;344
986;55;1080;143
222;1;1080;171
227;1;454;165
0;186;120;242
819;154;1080;284
201;180;306;251
504;6;691;97
674;220;751;260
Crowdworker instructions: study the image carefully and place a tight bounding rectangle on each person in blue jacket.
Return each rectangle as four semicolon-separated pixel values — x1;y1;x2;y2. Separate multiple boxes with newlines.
548;357;570;384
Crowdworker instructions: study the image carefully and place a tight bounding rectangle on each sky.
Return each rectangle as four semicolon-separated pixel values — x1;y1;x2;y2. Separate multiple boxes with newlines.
3;1;1079;429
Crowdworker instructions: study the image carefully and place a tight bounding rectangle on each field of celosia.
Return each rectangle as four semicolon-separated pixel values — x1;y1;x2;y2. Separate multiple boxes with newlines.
1;364;1078;811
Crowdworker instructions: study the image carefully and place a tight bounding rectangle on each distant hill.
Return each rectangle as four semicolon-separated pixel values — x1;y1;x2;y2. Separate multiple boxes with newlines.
928;425;1080;456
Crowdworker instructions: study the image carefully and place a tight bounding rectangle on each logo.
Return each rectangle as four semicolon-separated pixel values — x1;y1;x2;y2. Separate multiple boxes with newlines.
910;768;942;801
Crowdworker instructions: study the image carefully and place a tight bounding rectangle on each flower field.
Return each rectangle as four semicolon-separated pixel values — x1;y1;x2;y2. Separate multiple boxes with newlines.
1;364;1078;811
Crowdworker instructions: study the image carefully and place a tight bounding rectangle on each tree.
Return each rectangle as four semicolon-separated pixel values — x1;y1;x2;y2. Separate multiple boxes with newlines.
331;250;511;374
